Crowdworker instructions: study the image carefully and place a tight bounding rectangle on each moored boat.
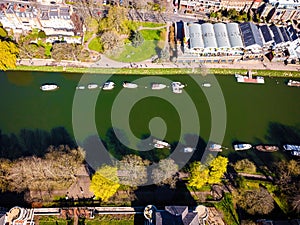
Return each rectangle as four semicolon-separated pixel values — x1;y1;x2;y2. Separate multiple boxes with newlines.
233;143;252;151
151;83;167;90
87;83;98;89
102;81;115;90
283;144;300;151
202;83;211;88
287;80;300;87
291;151;300;156
208;143;223;152
255;145;279;152
40;84;59;91
123;82;138;88
171;82;185;94
153;139;171;149
76;85;85;90
183;147;195;153
235;74;265;84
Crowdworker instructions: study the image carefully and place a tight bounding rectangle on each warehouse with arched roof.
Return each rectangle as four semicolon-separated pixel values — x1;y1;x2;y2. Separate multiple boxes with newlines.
201;23;217;49
188;23;204;50
214;23;231;49
226;23;244;49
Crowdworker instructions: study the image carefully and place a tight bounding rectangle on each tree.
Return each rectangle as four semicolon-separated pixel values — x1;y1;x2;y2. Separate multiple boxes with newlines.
100;31;124;55
90;165;120;202
188;161;209;189
38;30;46;39
118;155;149;187
131;31;144;48
292;194;300;213
0;40;19;71
51;43;82;61
273;160;300;194
0;27;7;38
238;187;274;215
188;156;228;189
0;159;11;192
99;6;129;35
233;159;256;174
8;146;85;193
151;158;178;188
207;156;228;184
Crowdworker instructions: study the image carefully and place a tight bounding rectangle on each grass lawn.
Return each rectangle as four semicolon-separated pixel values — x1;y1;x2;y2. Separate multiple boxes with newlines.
88;37;103;52
109;40;158;62
109;29;165;62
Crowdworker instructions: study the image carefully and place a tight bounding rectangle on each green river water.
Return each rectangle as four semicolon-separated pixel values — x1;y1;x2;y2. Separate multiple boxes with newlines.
0;70;300;162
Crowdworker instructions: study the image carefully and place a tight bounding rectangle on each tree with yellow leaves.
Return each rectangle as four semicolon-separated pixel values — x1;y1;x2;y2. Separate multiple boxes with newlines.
188;156;228;189
0;40;19;71
207;156;228;184
89;165;120;202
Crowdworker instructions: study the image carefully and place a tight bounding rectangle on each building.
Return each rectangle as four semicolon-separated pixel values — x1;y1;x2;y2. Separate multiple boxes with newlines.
239;22;263;53
220;0;254;11
0;3;82;44
268;0;300;8
259;24;274;48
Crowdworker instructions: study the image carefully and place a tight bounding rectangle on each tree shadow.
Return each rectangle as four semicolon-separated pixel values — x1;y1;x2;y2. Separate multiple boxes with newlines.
131;180;196;208
0;191;30;208
265;122;300;146
0;127;75;160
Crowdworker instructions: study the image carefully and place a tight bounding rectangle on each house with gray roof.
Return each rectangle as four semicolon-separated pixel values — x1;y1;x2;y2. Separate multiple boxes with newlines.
155;206;199;225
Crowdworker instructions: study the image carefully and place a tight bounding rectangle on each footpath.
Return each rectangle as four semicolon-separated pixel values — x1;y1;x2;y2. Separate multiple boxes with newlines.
17;56;300;72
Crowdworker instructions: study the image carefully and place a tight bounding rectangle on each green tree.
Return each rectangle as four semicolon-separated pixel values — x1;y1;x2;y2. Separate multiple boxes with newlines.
151;158;178;188
38;30;46;39
0;40;19;71
90;165;120;202
99;6;129;35
233;159;256;174
131;31;144;48
238;187;274;215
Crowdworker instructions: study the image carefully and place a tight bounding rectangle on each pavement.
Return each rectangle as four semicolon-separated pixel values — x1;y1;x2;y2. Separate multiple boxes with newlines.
17;56;300;72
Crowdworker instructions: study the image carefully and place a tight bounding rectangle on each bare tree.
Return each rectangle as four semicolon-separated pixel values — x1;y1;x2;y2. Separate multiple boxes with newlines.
118;155;149;187
151;158;178;188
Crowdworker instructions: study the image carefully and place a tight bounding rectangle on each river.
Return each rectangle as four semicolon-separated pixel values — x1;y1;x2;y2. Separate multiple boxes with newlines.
0;70;299;164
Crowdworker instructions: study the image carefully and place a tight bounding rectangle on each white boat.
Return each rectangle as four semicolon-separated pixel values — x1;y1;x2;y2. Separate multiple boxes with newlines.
40;84;59;91
153;139;171;149
183;147;195;153
208;143;223;152
235;74;265;84
76;85;85;90
151;83;167;90
291;151;300;156
87;83;98;89
287;80;300;87
102;81;115;90
233;143;252;151
283;144;300;151
202;83;211;87
123;82;138;88
171;82;185;94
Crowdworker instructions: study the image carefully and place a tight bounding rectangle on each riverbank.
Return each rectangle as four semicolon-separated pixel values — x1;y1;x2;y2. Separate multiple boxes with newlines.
11;64;300;77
